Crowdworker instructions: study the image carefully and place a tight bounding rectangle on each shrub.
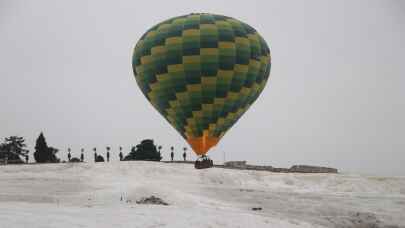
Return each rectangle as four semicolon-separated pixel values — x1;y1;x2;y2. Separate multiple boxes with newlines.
124;139;162;161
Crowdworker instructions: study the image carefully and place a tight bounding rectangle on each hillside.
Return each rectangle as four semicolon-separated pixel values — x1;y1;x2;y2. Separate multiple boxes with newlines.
0;161;404;228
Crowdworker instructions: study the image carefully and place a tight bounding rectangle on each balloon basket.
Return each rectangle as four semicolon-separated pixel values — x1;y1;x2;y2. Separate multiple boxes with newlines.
194;155;214;169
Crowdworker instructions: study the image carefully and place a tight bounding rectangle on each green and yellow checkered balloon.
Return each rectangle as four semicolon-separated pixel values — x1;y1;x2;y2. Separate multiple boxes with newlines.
132;13;271;156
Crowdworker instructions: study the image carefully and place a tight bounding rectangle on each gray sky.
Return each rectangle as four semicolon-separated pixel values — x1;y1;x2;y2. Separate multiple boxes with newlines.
1;0;404;176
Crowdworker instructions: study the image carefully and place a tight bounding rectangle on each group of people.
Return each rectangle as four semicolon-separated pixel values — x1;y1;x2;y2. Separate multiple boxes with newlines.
170;150;187;162
66;149;187;162
67;150;124;162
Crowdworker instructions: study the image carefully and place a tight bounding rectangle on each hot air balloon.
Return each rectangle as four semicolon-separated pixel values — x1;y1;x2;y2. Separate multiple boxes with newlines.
132;13;271;167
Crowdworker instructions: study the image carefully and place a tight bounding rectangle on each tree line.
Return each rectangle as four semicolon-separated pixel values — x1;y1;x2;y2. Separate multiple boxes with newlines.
0;132;189;165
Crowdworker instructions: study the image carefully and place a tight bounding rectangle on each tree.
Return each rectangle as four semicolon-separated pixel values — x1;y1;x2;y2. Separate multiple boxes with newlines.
0;136;28;164
33;132;59;163
124;139;162;161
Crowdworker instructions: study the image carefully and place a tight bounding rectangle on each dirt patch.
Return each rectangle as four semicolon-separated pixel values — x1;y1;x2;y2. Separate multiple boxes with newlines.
136;195;169;206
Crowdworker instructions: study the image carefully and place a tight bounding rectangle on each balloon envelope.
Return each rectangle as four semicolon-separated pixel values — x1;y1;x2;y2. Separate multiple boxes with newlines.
132;13;271;155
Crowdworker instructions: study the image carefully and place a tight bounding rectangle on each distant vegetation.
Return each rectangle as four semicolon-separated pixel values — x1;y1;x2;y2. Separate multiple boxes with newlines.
124;139;162;161
0;136;28;164
33;132;60;163
1;132;185;165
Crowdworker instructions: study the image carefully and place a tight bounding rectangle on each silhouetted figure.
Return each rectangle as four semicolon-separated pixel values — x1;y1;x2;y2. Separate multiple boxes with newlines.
80;148;84;162
106;147;110;162
93;147;97;162
119;146;123;161
170;146;174;161
25;155;28;164
67;148;72;161
183;147;187;161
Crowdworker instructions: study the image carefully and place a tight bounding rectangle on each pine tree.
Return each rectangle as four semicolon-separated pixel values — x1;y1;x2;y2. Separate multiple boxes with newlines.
0;136;27;164
33;132;59;163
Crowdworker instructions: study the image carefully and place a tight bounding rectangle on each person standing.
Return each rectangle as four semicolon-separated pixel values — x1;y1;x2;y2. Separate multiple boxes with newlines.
119;146;123;161
170;146;174;162
182;147;187;161
106;146;110;162
25;155;29;164
80;148;84;162
67;148;71;162
93;148;97;162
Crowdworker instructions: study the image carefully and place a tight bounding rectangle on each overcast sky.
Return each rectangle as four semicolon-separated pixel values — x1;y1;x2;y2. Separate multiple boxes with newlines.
1;0;404;175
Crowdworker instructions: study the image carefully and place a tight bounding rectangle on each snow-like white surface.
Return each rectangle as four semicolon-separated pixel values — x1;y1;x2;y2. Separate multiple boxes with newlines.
0;162;404;228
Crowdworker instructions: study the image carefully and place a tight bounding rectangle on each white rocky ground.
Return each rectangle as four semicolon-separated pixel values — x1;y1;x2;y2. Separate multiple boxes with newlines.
0;161;404;228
